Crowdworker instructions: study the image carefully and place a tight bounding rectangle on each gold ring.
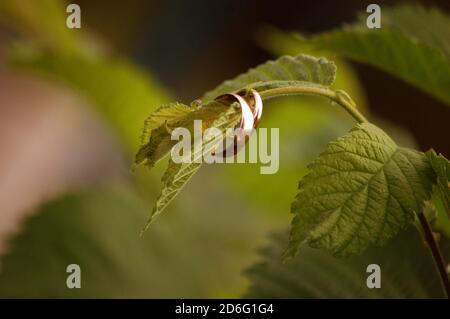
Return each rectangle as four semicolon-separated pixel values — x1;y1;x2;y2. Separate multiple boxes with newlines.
213;89;263;157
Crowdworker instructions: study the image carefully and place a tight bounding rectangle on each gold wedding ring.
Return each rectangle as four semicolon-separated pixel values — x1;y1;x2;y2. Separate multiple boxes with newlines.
213;89;263;157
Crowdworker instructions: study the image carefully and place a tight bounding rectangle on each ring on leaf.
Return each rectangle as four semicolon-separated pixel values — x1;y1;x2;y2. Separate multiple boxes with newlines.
213;89;263;157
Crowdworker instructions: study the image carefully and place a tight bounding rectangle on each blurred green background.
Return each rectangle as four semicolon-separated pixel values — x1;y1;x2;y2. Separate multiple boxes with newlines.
0;0;448;298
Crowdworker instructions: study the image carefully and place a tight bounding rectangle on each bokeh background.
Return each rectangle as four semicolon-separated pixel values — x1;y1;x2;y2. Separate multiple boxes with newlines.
0;0;448;298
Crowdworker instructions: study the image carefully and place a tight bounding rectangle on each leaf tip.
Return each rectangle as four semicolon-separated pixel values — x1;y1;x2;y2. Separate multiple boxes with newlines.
140;211;158;236
139;221;152;237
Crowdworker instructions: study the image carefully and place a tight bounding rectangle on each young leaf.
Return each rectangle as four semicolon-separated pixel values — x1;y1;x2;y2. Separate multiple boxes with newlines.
135;102;194;167
294;4;450;105
245;230;448;298
285;123;436;259
135;99;233;167
256;27;369;111
142;103;241;230
218;97;355;217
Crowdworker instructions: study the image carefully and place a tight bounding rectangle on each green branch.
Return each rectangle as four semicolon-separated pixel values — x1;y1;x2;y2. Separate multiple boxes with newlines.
259;86;368;124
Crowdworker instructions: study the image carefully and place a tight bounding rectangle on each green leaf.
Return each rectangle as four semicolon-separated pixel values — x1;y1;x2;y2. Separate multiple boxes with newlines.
380;4;450;59
135;102;195;166
285;123;436;259
245;230;448;298
0;185;271;297
295;4;450;105
140;102;195;144
434;194;450;238
426;150;450;212
426;150;450;237
203;54;336;102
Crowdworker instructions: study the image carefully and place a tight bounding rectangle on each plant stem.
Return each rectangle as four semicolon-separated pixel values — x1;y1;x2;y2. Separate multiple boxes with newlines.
260;86;368;124
417;212;450;298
